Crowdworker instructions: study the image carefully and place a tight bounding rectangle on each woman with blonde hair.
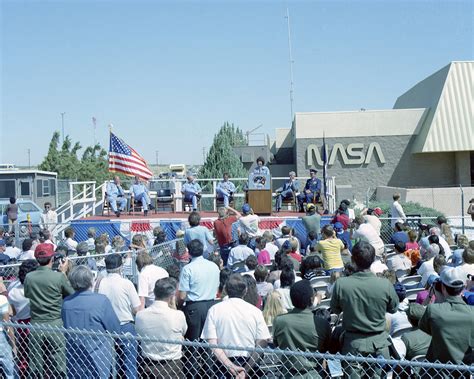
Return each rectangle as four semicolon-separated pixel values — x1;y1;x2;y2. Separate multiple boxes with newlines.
136;251;169;308
263;290;287;334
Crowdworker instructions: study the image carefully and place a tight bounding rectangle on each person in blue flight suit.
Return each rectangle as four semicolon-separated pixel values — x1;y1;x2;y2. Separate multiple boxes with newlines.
216;172;236;207
129;176;151;216
297;169;322;212
275;171;299;212
106;176;127;217
182;174;202;211
252;156;270;175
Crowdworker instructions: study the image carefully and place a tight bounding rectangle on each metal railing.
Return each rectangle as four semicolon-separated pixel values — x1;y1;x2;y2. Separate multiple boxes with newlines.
0;321;472;378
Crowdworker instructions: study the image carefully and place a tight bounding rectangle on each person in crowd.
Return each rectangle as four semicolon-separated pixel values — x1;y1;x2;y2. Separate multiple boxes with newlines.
315;224;345;274
0;294;15;379
254;265;272;299
263;290;287;332
297;169;321;212
76;241;98;271
288;237;302;263
40;229;56;250
275;171;299;212
279;240;301;272
436;216;455;246
242;274;262;309
39;201;58;235
300;254;325;281
217;267;233;299
208;251;224;270
429;227;452;260
136;251;169;308
467;198;474;221
106;175;127;217
252;156;270;175
112;235;126;253
244;254;258;277
305;231;318;255
390;222;409;245
178;239;220;377
213;206;241;267
62;265;120;379
153;229;167;246
397;303;432;360
419;266;474;366
461;246;474;276
301;203;321;240
255;236;271;265
351;215;385;258
386;242;412;279
418;244;441;287
405;229;419;251
449;234;469;267
238;203;260;239
262;230;279;261
181;174;202;211
332;203;351;230
228;232;254;268
0;240;10;265
415;274;439;305
98;254;141;378
273;280;331;377
5;236;20;260
201;274;271;378
24;243;74;378
0;226;5;245
136;277;187;378
390;193;406;229
98;232;112;253
87;227;97;251
331;241;399;377
361;207;383;236
6;197;18;234
275;225;301;252
275;267;295;311
184;211;214;258
386;283;411;336
130;175;152;216
216;172;236;208
64;226;78;253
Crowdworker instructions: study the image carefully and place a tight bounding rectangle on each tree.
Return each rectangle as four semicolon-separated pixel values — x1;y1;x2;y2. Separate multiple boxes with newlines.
39;131;109;182
200;122;247;179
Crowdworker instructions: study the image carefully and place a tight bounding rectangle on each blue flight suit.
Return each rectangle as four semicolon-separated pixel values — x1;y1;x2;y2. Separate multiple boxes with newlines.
298;177;322;210
106;182;127;213
130;182;150;211
275;179;299;211
216;180;236;207
182;181;202;210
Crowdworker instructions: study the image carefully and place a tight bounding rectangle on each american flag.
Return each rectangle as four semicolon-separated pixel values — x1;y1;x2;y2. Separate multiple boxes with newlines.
108;133;153;180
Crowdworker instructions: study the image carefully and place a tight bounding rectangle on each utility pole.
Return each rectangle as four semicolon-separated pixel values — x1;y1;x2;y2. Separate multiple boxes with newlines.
155;150;159;166
27;149;31;168
285;8;295;123
202;147;206;164
60;112;66;143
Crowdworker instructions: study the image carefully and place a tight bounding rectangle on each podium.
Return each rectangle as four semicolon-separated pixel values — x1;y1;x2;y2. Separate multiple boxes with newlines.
247;173;272;215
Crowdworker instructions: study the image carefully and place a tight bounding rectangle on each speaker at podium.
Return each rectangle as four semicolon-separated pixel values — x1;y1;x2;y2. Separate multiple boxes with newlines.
246;172;272;215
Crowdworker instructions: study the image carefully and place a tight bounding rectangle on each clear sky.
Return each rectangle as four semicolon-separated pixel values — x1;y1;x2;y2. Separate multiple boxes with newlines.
1;0;473;166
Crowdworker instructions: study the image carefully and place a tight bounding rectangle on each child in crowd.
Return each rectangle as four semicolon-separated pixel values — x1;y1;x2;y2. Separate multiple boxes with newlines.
315;224;344;274
256;236;271;265
254;265;273;299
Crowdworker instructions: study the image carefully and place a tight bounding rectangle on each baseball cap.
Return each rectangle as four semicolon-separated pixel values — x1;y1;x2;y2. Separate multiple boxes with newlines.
242;203;251;213
333;222;344;231
427;274;440;287
440;266;466;288
34;243;55;259
394;282;407;301
373;207;383;216
309;169;317;174
306;203;315;211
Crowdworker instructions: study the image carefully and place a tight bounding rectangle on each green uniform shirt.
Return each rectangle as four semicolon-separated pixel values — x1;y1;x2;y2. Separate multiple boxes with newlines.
330;271;399;334
400;328;431;360
419;296;474;365
302;214;321;236
24;266;74;322
273;308;330;371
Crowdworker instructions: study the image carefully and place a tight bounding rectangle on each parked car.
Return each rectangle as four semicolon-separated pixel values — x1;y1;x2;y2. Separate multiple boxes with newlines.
0;199;42;229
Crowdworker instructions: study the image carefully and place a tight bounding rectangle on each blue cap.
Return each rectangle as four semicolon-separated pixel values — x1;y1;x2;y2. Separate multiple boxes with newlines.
0;239;5;246
427;274;439;287
334;222;344;230
242;203;251;213
394;282;407;301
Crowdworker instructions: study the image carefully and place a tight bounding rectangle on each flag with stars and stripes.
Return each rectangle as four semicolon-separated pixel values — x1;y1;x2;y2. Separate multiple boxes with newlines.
108;132;153;180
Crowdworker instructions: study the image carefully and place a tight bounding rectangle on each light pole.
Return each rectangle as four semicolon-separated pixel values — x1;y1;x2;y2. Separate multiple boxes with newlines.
27;149;31;168
60;112;66;143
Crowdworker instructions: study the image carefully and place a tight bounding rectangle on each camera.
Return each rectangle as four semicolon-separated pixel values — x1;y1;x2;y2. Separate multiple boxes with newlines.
52;253;66;271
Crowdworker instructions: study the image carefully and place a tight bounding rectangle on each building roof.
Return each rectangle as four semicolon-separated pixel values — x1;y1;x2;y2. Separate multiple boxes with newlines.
394;61;474;153
0;169;58;176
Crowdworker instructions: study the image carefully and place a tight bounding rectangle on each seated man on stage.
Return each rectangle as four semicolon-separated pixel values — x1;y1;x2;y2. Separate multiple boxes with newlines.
216;172;236;207
275;171;299;212
106;176;127;217
181;174;202;211
252;156;270;175
130;176;152;216
297;169;322;212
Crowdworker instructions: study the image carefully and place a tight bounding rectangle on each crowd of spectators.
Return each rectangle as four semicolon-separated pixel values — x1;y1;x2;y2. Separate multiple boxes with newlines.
0;196;473;378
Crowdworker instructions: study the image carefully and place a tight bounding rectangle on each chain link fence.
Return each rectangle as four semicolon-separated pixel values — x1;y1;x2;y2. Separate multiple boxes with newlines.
0;321;472;378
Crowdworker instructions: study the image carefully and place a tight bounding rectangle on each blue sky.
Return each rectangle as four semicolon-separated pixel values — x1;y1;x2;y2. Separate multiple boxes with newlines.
1;0;473;166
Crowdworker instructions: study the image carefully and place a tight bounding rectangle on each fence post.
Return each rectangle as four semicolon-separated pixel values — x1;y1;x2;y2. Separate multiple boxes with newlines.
460;185;465;234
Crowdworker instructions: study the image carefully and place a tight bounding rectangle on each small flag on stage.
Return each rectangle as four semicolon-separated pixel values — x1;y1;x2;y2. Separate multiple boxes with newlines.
322;134;328;204
108;132;153;180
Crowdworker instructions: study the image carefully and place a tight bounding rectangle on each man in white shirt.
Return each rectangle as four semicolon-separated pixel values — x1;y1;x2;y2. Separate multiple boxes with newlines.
64;227;78;252
201;274;271;377
5;237;21;260
228;233;255;268
136;277;187;378
362;207;383;236
40;230;57;251
238;204;260;238
39;202;58;236
386;242;412;279
17;239;36;261
429;227;452;260
98;254;141;379
390;193;406;229
351;216;385;257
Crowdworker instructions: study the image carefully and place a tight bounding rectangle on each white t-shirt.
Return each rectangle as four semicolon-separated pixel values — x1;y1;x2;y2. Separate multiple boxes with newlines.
364;215;381;236
137;265;169;307
417;258;435;287
201;297;271;357
239;215;260;238
264;242;279;260
461;263;474;276
390;201;406;228
275;287;294;311
7;281;30;321
228;245;254;267
17;250;35;261
65;238;78;251
437;236;452;260
5;246;21;260
353;223;385;256
370;260;388;275
98;273;141;324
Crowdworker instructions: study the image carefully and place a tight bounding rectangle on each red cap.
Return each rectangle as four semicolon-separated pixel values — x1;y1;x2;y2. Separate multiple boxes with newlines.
34;243;55;259
373;207;383;216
